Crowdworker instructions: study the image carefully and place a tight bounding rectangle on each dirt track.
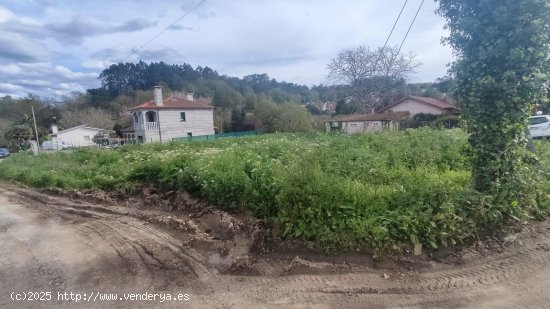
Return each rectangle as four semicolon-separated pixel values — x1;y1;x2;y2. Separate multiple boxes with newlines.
1;184;550;308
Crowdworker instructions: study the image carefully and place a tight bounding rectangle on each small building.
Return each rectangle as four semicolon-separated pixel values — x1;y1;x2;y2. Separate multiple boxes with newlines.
51;124;104;147
129;87;215;143
378;96;460;117
121;127;136;144
324;112;410;134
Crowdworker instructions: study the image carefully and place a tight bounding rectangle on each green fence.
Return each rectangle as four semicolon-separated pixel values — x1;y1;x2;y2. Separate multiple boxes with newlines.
172;130;262;142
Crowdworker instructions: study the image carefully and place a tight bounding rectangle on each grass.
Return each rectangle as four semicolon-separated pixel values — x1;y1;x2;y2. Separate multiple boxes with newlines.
1;128;549;252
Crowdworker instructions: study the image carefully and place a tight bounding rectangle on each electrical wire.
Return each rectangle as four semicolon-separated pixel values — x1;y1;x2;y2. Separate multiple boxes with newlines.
121;0;208;62
380;0;409;56
395;0;425;62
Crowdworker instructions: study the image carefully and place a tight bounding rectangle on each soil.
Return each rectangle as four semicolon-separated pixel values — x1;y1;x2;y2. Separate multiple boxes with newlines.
1;183;550;308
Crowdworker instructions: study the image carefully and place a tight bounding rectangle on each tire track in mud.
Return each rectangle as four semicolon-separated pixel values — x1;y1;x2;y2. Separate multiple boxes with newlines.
215;229;550;306
7;187;215;288
4;185;550;308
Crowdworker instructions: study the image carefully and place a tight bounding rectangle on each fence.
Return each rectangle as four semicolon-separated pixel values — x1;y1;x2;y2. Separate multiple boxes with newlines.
172;130;262;142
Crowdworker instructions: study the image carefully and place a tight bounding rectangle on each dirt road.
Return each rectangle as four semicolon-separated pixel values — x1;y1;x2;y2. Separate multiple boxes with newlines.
1;184;550;308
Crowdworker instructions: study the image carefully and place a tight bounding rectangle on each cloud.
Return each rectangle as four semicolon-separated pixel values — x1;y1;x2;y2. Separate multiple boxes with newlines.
168;24;194;31
0;33;48;62
113;18;156;32
180;2;216;19
0;62;98;97
137;48;183;62
0;0;456;97
0;10;157;45
44;16;157;44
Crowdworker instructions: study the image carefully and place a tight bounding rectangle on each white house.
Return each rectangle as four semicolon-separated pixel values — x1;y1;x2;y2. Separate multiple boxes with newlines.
51;124;104;147
129;87;215;143
324;112;410;134
378;96;460;117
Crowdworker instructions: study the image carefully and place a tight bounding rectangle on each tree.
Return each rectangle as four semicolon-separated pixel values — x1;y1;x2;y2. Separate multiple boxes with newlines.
327;45;420;112
253;100;279;132
5;124;33;151
59;107;115;130
437;1;550;198
274;102;312;132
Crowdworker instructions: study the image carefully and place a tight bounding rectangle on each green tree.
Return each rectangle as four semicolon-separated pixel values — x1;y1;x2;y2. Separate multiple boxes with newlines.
274;102;312;132
5;124;33;151
437;1;550;198
253;100;279;132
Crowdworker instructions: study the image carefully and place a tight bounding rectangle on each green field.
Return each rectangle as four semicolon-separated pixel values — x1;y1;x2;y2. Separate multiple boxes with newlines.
2;129;549;252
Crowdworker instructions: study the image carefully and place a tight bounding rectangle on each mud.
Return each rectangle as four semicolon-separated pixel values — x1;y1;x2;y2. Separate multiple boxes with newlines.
1;183;550;308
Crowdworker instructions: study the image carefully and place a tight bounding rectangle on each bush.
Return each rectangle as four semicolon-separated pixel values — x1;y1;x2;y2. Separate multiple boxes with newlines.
1;129;548;252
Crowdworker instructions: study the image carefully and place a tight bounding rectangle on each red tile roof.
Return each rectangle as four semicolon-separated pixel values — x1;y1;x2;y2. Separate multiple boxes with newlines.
130;96;214;110
326;111;410;122
378;96;460;113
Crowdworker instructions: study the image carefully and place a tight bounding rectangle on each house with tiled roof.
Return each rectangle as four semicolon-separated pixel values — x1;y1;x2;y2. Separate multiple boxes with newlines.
129;86;214;143
324;111;410;134
378;96;460;117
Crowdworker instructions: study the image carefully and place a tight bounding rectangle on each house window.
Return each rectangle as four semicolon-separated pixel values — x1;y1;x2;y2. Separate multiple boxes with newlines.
84;136;90;142
350;123;358;127
145;111;157;122
180;112;186;122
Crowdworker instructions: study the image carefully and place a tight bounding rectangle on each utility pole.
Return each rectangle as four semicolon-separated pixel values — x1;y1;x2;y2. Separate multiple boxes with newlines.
31;106;40;154
157;108;162;143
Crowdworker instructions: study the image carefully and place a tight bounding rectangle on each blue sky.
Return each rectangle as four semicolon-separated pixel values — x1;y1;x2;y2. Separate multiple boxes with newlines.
0;0;454;98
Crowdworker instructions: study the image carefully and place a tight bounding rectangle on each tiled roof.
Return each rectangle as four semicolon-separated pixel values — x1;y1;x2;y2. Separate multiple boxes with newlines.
326;111;410;122
379;96;460;113
130;96;214;110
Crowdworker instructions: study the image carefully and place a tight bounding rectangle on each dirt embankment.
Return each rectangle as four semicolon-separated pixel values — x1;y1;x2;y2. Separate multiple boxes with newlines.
1;183;550;308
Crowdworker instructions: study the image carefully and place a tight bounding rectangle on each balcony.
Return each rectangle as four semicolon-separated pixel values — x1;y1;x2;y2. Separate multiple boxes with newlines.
134;122;159;131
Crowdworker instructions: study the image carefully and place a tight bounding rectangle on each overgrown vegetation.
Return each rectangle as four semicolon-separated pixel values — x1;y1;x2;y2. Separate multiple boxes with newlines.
2;129;549;252
437;0;550;202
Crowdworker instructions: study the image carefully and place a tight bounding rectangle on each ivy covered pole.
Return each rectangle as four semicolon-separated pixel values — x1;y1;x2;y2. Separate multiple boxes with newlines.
436;0;550;197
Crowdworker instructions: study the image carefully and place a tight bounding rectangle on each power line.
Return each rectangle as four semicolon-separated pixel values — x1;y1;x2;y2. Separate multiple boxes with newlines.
395;0;425;60
382;0;424;81
121;0;208;62
371;0;408;74
381;0;409;54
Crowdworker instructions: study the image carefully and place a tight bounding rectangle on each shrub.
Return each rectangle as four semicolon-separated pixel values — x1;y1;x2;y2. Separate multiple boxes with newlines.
1;129;548;252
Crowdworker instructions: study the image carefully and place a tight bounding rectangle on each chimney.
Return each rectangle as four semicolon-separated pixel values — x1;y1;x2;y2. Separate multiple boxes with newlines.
186;92;194;101
51;124;58;134
153;86;163;106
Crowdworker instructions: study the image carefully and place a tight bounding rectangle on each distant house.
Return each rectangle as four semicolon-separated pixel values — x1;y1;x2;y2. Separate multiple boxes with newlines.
378;96;460;117
321;101;337;112
51;124;104;147
324;112;410;134
129;86;215;143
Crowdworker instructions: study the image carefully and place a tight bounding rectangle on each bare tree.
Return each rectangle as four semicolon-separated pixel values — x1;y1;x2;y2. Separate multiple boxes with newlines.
59;107;115;130
327;45;421;112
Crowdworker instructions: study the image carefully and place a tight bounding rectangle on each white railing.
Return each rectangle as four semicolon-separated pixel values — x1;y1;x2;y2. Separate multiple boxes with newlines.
134;122;159;131
146;122;159;130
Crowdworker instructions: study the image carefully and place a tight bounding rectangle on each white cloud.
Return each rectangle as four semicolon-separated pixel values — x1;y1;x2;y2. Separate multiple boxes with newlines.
0;62;99;97
0;0;455;97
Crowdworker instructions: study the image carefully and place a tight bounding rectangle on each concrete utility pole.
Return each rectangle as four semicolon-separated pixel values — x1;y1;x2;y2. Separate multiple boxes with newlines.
31;106;40;154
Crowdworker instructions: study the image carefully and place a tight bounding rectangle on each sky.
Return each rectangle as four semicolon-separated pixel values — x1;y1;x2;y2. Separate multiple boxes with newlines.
0;0;455;99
